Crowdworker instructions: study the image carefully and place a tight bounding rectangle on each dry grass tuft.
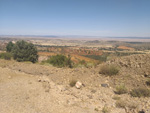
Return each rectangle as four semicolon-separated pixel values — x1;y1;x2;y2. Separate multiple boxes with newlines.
130;88;150;97
115;84;128;94
99;64;119;76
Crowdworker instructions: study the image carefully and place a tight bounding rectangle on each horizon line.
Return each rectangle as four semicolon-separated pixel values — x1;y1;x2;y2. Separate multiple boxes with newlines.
0;34;150;38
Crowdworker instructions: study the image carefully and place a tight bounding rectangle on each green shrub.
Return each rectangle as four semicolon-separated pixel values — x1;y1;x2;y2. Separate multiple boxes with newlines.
12;40;38;63
0;52;12;60
99;65;119;76
6;41;15;52
46;54;72;68
115;84;128;94
130;88;150;97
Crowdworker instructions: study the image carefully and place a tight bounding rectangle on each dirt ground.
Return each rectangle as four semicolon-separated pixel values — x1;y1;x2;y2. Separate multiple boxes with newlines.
0;54;150;113
0;67;117;113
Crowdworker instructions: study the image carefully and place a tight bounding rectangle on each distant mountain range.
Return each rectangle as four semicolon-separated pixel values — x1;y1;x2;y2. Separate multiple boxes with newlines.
0;35;150;39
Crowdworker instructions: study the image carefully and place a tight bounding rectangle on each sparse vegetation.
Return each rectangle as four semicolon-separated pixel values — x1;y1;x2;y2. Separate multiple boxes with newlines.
74;60;97;68
0;52;12;60
86;62;96;68
46;54;72;68
74;60;87;68
94;108;99;112
69;79;77;87
84;54;108;62
102;105;110;113
112;96;121;100
1;37;150;112
146;79;150;86
130;88;150;97
116;100;137;109
99;64;119;76
78;60;87;65
115;84;128;94
12;40;38;63
127;102;137;109
116;100;126;108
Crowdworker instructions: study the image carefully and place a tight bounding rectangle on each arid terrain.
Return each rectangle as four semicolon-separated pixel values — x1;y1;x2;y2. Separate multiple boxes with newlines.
0;53;150;113
1;0;150;112
0;36;150;113
1;36;150;64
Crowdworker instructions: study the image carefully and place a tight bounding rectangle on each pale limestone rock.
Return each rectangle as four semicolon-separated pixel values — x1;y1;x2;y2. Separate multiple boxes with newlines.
75;81;82;89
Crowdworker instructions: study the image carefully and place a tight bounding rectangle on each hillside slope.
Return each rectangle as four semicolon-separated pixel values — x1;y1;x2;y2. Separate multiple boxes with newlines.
0;54;150;113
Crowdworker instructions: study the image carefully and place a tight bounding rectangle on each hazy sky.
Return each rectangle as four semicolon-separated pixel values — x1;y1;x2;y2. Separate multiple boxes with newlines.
0;0;150;37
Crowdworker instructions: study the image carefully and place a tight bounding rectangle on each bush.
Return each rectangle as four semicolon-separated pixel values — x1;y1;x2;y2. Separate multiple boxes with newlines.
0;52;12;60
99;65;119;76
46;54;72;68
115;84;128;94
12;40;38;63
6;41;15;52
130;88;150;97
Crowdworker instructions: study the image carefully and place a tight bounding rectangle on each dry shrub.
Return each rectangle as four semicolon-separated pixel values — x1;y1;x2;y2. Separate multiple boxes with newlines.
130;88;150;97
99;64;119;76
102;105;110;113
116;100;137;109
115;84;128;94
112;96;121;100
116;100;126;108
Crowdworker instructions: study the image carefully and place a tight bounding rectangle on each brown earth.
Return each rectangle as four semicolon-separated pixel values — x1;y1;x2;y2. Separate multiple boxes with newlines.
0;54;150;113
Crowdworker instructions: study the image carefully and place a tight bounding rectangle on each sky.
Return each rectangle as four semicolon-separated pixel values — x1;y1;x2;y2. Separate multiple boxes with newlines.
0;0;150;37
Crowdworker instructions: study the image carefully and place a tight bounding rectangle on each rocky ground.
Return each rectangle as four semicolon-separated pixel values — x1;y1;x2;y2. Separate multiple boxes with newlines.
0;54;150;113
